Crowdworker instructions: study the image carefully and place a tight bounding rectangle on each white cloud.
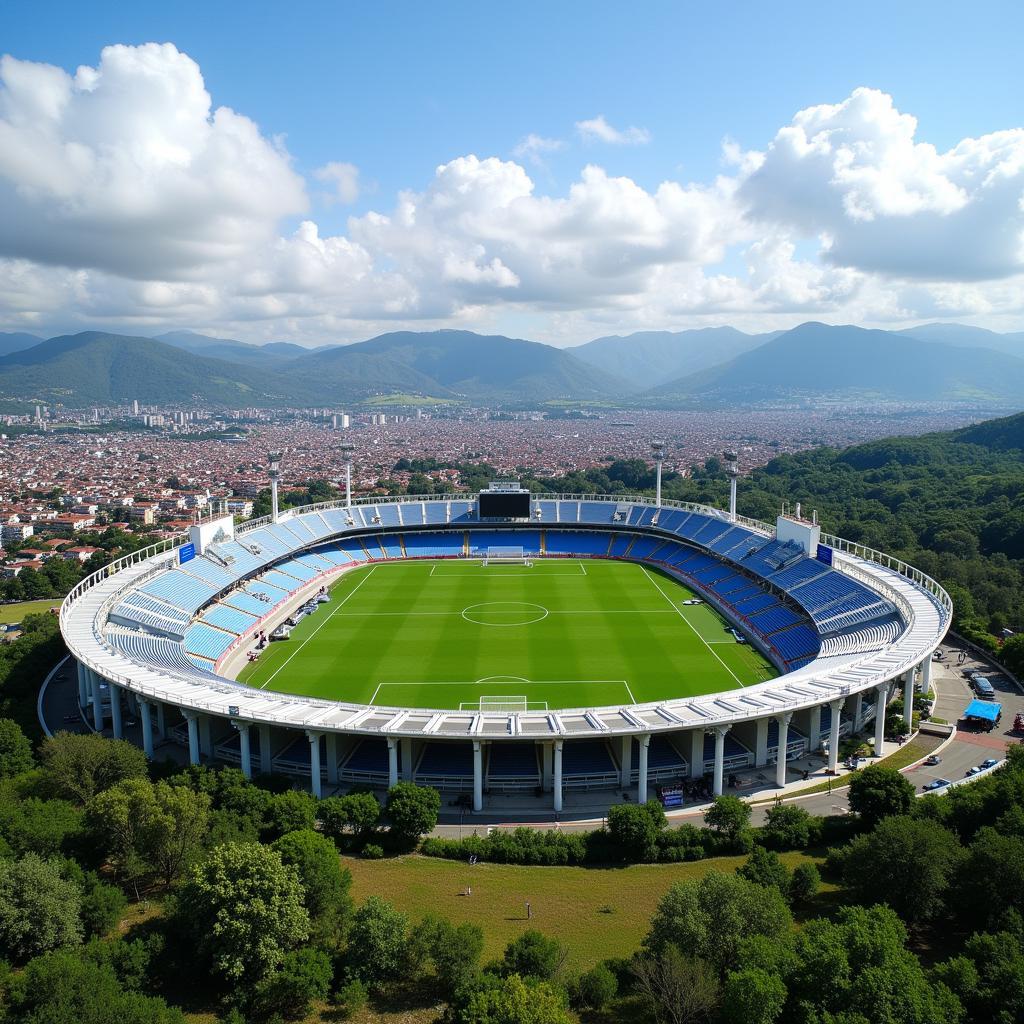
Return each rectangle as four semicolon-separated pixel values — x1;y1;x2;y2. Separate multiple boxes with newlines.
575;115;651;146
314;161;360;204
1;50;1024;345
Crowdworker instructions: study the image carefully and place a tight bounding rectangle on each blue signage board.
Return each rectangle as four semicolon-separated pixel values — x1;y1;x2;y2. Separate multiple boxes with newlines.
178;543;196;565
816;544;833;566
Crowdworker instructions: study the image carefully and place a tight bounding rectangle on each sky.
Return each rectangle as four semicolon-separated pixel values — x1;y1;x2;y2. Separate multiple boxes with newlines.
2;0;1024;347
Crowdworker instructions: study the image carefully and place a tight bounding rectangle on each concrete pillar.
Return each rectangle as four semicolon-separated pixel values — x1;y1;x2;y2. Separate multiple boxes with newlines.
76;662;88;709
902;670;914;731
619;735;632;786
776;712;792;788
827;698;844;774
184;712;200;765
922;654;933;694
90;670;104;732
637;734;650;804
126;691;139;716
807;705;822;751
852;691;864;731
754;717;769;768
199;716;213;758
139;699;155;759
541;742;553;789
325;733;339;784
472;741;483;812
400;738;413;781
259;724;273;775
874;682;888;755
713;727;729;796
307;731;322;799
690;730;705;779
387;738;399;789
109;683;123;740
235;722;252;779
553;740;563;812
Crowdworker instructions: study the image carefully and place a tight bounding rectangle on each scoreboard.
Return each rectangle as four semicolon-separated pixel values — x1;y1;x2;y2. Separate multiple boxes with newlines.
478;481;530;519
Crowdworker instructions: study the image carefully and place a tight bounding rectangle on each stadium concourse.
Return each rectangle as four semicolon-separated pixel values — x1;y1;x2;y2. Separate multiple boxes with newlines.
57;490;950;820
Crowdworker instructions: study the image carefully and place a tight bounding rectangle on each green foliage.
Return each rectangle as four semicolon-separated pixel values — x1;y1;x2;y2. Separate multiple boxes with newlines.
760;802;814;850
572;962;617;1010
317;792;380;842
345;896;409;987
500;930;565;981
40;731;147;804
0;794;83;857
738;846;791;896
175;841;310;986
79;874;127;938
385;782;440;848
934;930;1024;1023
454;973;572;1024
0;718;33;777
252;947;333;1020
410;913;484;996
703;795;752;848
789;862;821;905
848;764;915;827
271;828;352;923
721;967;786;1024
606;800;665;862
630;947;721;1024
0;853;83;961
262;789;317;839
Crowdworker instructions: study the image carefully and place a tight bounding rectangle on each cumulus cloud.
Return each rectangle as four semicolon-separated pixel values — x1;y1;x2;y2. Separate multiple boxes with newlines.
1;48;1024;344
575;114;651;146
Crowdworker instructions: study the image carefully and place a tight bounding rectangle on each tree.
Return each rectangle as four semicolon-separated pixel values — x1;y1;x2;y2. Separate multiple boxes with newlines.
848;764;915;827
720;967;786;1024
411;914;484;995
146;780;211;887
631;948;720;1024
346;896;409;986
574;962;617;1010
0;853;83;961
317;791;380;841
0;795;83;857
252;947;333;1020
607;801;664;861
385;782;440;847
738;847;791;895
40;731;147;804
80;874;127;938
761;803;813;849
703;795;751;847
935;930;1024;1023
262;790;317;838
457;973;572;1024
87;777;160;886
1001;633;1024;677
175;842;310;985
272;829;352;922
841;815;962;926
645;871;792;975
789;862;820;905
501;930;566;981
0;717;33;777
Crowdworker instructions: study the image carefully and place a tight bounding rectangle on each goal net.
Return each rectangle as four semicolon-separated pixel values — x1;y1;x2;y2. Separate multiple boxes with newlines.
460;695;549;712
482;546;531;566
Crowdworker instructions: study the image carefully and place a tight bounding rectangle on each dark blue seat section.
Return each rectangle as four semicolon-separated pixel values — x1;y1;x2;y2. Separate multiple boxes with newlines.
378;534;404;559
535;500;559;522
545;531;607;555
402;533;463;557
487;743;540;779
424;502;449;525
746;604;804;634
343;739;393;775
630;734;687;771
580;501;616;523
625;536;663;560
734;593;779;614
819;704;853;731
691;564;738;585
562;739;617;777
740;538;805;576
416;742;473;777
656;509;688;533
766;719;807;748
608;534;633;557
701;731;750;763
706;526;748;555
469;531;542;554
675;513;717;542
769;624;820;663
769;558;830;589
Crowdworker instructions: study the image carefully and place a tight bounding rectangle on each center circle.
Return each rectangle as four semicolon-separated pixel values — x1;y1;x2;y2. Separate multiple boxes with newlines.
461;602;549;626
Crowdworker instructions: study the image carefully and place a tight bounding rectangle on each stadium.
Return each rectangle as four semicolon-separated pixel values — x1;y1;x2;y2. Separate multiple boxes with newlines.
58;458;951;817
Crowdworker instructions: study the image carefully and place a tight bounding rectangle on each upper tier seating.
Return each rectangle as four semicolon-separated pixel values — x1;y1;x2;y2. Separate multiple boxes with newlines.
183;622;235;662
200;603;258;636
139;570;220;611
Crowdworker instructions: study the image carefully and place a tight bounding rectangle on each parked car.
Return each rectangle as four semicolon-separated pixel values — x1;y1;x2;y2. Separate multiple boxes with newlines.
924;754;942;766
923;778;951;791
979;758;999;771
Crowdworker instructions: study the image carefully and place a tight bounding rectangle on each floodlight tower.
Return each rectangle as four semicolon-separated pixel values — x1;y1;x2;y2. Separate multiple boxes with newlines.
724;451;739;522
651;441;665;507
340;444;354;509
268;451;283;523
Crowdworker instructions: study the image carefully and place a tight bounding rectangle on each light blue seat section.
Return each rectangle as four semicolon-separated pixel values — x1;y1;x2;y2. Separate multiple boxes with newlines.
200;603;258;635
183;622;235;661
139;570;219;612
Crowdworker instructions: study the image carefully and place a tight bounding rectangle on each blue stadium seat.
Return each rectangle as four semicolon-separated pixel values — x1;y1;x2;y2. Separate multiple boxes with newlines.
183;622;235;661
200;603;258;635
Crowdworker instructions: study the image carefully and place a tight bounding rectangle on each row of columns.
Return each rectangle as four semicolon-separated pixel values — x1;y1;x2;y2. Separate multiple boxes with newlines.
75;657;921;809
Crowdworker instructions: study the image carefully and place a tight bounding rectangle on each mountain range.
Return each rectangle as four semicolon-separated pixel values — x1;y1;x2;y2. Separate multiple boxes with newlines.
0;321;1022;411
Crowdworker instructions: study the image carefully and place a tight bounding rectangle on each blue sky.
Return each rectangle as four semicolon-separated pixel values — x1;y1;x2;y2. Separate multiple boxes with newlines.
2;1;1024;344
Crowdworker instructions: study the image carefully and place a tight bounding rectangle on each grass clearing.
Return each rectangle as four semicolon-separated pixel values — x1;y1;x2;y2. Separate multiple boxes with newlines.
237;558;775;710
0;599;60;624
344;850;821;969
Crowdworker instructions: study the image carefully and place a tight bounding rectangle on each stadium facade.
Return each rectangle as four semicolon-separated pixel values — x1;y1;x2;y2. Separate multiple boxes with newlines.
59;492;950;815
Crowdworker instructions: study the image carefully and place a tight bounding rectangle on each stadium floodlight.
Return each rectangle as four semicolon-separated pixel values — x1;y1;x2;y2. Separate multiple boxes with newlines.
724;451;739;522
651;440;665;507
268;451;283;523
340;444;354;510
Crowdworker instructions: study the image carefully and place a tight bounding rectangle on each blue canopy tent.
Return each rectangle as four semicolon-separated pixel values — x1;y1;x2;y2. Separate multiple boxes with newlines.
963;699;1001;723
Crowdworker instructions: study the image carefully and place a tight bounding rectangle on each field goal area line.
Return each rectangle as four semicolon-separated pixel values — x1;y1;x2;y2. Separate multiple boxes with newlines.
428;560;588;577
369;678;636;705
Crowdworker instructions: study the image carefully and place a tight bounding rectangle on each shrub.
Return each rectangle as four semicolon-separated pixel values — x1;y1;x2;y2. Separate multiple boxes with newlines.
789;862;820;904
574;962;618;1009
362;843;384;859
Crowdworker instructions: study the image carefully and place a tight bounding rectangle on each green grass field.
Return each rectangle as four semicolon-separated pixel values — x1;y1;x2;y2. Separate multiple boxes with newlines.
0;599;60;624
236;559;775;710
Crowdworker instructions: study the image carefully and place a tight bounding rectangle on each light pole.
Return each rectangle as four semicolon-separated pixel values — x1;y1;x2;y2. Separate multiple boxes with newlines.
341;444;354;510
724;451;739;522
268;451;283;523
651;440;665;507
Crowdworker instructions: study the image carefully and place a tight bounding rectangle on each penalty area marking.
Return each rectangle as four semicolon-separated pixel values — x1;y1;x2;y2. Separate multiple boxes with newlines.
368;678;635;705
428;561;588;577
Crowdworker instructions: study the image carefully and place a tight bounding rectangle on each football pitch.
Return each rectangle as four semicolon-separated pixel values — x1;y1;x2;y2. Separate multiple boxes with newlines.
236;559;777;710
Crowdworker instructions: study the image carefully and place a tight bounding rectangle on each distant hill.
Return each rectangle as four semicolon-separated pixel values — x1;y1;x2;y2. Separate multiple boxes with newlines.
899;323;1024;359
0;332;305;407
571;327;775;391
0;332;43;358
287;330;619;403
644;322;1024;408
953;409;1024;451
155;331;311;366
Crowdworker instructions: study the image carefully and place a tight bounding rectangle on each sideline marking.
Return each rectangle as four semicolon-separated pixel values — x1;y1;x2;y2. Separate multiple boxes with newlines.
640;566;746;688
257;566;377;689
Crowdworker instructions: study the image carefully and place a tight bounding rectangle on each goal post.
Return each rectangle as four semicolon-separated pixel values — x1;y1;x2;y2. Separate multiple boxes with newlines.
482;546;531;566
